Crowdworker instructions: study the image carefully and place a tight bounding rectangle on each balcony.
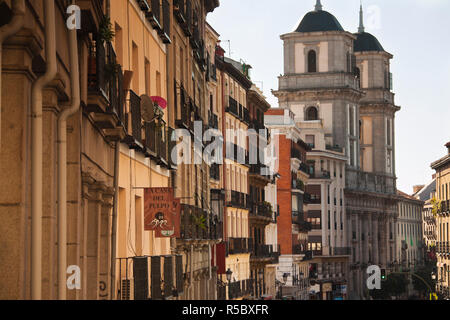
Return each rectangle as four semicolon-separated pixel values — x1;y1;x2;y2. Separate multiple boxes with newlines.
309;171;331;180
175;86;194;131
122;90;144;149
210;163;220;181
157;0;171;44
228;279;253;300
143;122;168;167
225;142;249;165
291;147;303;161
292;178;305;191
249;201;273;220
190;24;200;49
211;63;217;81
278;72;360;92
226;96;239;117
173;0;186;24
299;162;309;175
251;244;280;262
330;247;351;256
208;111;219;130
179;205;223;241
346;167;396;195
227;238;251;255
438;200;450;215
117;255;183;300
249;163;270;178
145;0;162;31
87;38;128;134
326;144;344;153
181;0;192;37
226;190;248;209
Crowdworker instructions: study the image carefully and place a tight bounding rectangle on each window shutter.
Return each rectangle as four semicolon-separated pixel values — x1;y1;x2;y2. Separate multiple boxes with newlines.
176;255;184;293
164;256;174;298
133;257;149;300
151;256;162;299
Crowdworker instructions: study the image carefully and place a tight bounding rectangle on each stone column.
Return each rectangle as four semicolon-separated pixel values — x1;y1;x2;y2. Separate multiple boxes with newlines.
0;26;42;299
372;214;379;266
363;214;370;264
386;217;391;266
86;182;106;300
380;218;387;267
99;187;114;300
80;173;95;299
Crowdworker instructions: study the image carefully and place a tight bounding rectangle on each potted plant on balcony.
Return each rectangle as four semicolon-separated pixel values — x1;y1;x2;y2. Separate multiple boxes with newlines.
262;201;273;217
431;197;442;217
99;15;115;43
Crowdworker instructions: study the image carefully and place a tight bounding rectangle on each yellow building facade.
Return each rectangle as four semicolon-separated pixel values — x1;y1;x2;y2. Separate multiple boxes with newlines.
432;142;450;298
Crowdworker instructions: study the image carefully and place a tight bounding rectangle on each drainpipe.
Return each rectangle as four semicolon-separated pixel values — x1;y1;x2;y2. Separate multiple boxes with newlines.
0;0;25;150
31;0;57;300
110;140;119;300
56;9;80;300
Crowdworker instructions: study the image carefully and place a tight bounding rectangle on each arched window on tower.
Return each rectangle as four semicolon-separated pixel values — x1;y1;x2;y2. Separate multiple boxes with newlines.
305;106;319;121
308;50;317;73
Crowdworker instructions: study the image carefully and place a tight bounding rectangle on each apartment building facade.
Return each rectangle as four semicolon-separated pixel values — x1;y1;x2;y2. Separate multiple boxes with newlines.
167;0;220;300
0;0;128;299
414;180;437;251
265;109;311;300
215;51;253;300
431;142;450;298
396;191;424;270
247;85;279;299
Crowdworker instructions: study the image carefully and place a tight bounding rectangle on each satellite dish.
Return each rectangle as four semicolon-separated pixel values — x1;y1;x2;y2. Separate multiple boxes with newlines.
140;94;155;122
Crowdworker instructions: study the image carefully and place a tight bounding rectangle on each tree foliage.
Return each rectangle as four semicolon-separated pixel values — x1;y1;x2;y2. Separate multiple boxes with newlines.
369;273;408;300
412;264;435;295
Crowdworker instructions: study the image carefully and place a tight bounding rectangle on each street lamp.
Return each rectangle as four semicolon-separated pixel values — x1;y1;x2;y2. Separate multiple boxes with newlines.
226;268;233;300
226;268;233;283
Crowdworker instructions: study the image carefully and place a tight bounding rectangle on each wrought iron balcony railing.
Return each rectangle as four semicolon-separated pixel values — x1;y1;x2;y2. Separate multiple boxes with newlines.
117;255;182;300
179;204;223;241
227;238;251;255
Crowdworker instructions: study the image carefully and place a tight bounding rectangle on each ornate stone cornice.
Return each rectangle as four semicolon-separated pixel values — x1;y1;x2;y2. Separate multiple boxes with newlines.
273;87;364;103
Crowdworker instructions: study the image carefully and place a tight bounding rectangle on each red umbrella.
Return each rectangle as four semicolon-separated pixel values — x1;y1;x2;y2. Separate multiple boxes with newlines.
151;96;167;109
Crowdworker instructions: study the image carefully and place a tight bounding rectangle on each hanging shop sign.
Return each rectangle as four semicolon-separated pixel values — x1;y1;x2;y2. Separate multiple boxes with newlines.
144;187;180;238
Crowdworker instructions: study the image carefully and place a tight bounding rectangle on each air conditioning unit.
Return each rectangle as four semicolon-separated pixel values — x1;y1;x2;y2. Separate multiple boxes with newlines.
121;278;134;300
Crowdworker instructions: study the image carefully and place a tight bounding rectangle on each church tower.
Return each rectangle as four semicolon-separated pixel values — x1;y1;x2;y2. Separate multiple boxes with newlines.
273;1;400;300
354;4;400;180
275;0;363;169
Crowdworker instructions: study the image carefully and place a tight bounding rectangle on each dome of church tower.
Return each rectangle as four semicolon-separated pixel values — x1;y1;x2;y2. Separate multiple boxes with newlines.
354;4;385;52
295;1;344;33
354;32;385;52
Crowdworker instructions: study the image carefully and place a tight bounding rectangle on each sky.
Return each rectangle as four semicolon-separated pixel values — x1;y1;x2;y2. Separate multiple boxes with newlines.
207;0;450;195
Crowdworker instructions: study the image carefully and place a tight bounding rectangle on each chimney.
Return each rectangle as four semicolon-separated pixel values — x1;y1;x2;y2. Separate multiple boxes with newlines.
215;43;225;58
446;141;450;155
413;185;425;194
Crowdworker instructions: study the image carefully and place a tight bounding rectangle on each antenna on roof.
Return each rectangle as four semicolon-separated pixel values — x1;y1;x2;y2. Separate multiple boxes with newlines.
224;40;233;58
315;0;323;11
358;1;365;33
